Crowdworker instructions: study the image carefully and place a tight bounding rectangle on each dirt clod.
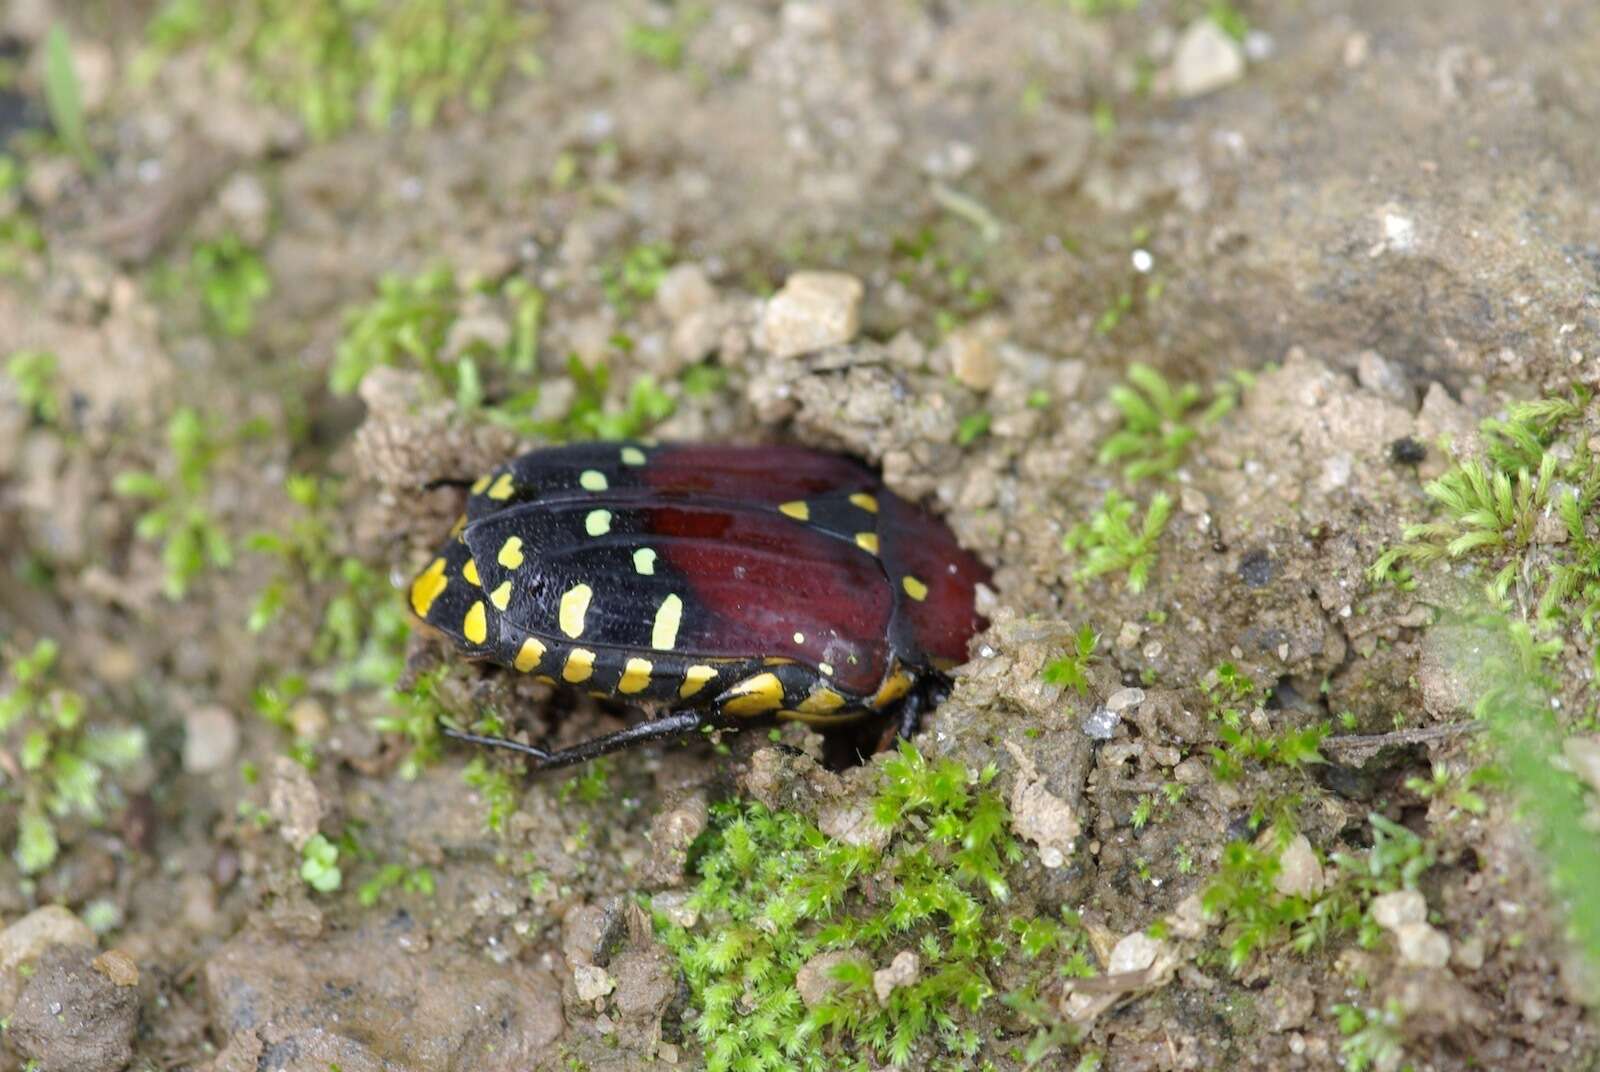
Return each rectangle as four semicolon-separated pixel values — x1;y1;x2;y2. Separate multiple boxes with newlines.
7;947;138;1072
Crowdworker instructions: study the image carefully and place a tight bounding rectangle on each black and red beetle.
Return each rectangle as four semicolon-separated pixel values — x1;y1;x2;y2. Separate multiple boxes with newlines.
408;442;990;768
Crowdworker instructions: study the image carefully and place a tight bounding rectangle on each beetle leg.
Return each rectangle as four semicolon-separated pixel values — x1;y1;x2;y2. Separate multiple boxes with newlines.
892;675;950;741
423;477;476;492
441;710;705;771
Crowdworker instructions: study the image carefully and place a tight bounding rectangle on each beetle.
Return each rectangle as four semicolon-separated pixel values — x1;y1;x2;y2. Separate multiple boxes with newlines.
407;442;990;769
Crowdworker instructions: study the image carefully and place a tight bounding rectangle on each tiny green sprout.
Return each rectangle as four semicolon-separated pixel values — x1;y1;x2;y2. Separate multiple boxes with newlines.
1130;795;1153;830
1042;625;1099;695
462;756;518;835
44;25;98;171
1063;490;1171;592
1097;363;1237;481
601;242;674;313
145;0;538;139
1333;1001;1406;1072
357;863;435;907
6;350;60;424
1404;763;1489;816
300;833;342;893
1208;1;1250;41
1026;388;1052;409
113;406;233;599
2;638;147;875
956;410;991;447
624;7;707;70
192;234;272;336
559;758;612;805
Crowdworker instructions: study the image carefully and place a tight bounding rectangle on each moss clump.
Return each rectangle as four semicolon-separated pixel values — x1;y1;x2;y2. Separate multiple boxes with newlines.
1062;489;1171;593
0;639;147;876
145;0;539;139
330;265;680;441
1096;363;1239;482
653;743;1041;1071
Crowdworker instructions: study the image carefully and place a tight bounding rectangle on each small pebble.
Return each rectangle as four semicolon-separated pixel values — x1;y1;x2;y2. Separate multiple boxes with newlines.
873;951;921;1003
1272;834;1325;899
1082;706;1121;739
1105;687;1145;715
183;705;240;774
1394;921;1451;969
655;264;717;323
757;271;863;358
1172;18;1246;97
1370;889;1427;931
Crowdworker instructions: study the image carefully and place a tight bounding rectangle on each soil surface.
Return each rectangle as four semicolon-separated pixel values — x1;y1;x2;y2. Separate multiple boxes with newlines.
2;1;1599;1070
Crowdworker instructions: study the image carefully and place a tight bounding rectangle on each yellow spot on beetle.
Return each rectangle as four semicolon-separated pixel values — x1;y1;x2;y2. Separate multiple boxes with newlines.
463;601;488;645
778;501;809;521
461;558;481;587
621;446;646;466
497;536;524;569
819;662;834;676
723;672;785;717
471;475;491;494
449;514;468;540
579;469;608;491
855;532;880;555
409;558;448;617
680;665;716;699
514;637;546;672
652;594;683;650
487;472;515;500
634;548;657;575
850;492;879;513
559;584;592;638
797;688;846;715
902;576;928;601
618;657;652;694
871;670;913;709
586;509;612;537
490;580;513;611
563;648;595;683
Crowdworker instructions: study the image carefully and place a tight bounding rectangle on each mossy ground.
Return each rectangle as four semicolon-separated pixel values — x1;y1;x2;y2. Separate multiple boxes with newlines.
2;1;1600;1069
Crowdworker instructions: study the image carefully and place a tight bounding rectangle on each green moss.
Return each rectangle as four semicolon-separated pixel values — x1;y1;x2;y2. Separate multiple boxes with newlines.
192;234;273;337
113;407;234;600
1203;664;1327;783
246;474;409;691
5;350;61;424
329;266;677;441
145;0;539;139
1097;363;1238;482
653;742;1056;1070
1370;389;1598;619
1041;625;1099;695
1062;490;1171;592
0;155;45;275
1200;810;1432;975
0;639;147;876
300;832;343;892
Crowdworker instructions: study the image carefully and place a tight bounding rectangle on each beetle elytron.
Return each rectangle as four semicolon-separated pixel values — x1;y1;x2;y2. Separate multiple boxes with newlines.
408;442;990;768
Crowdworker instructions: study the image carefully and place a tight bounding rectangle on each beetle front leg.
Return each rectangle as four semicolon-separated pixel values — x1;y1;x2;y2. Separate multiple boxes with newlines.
442;709;705;771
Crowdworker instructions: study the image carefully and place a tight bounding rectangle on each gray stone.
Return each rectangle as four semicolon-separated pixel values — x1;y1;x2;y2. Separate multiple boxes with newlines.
0;905;96;1017
1273;834;1325;899
183;704;240;774
1394;921;1451;968
1371;889;1427;931
757;271;863;358
1172;19;1245;97
8;947;137;1072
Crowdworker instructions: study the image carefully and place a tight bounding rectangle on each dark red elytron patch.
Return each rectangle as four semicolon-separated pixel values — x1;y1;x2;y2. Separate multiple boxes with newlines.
879;492;990;667
648;503;890;695
642;444;875;503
